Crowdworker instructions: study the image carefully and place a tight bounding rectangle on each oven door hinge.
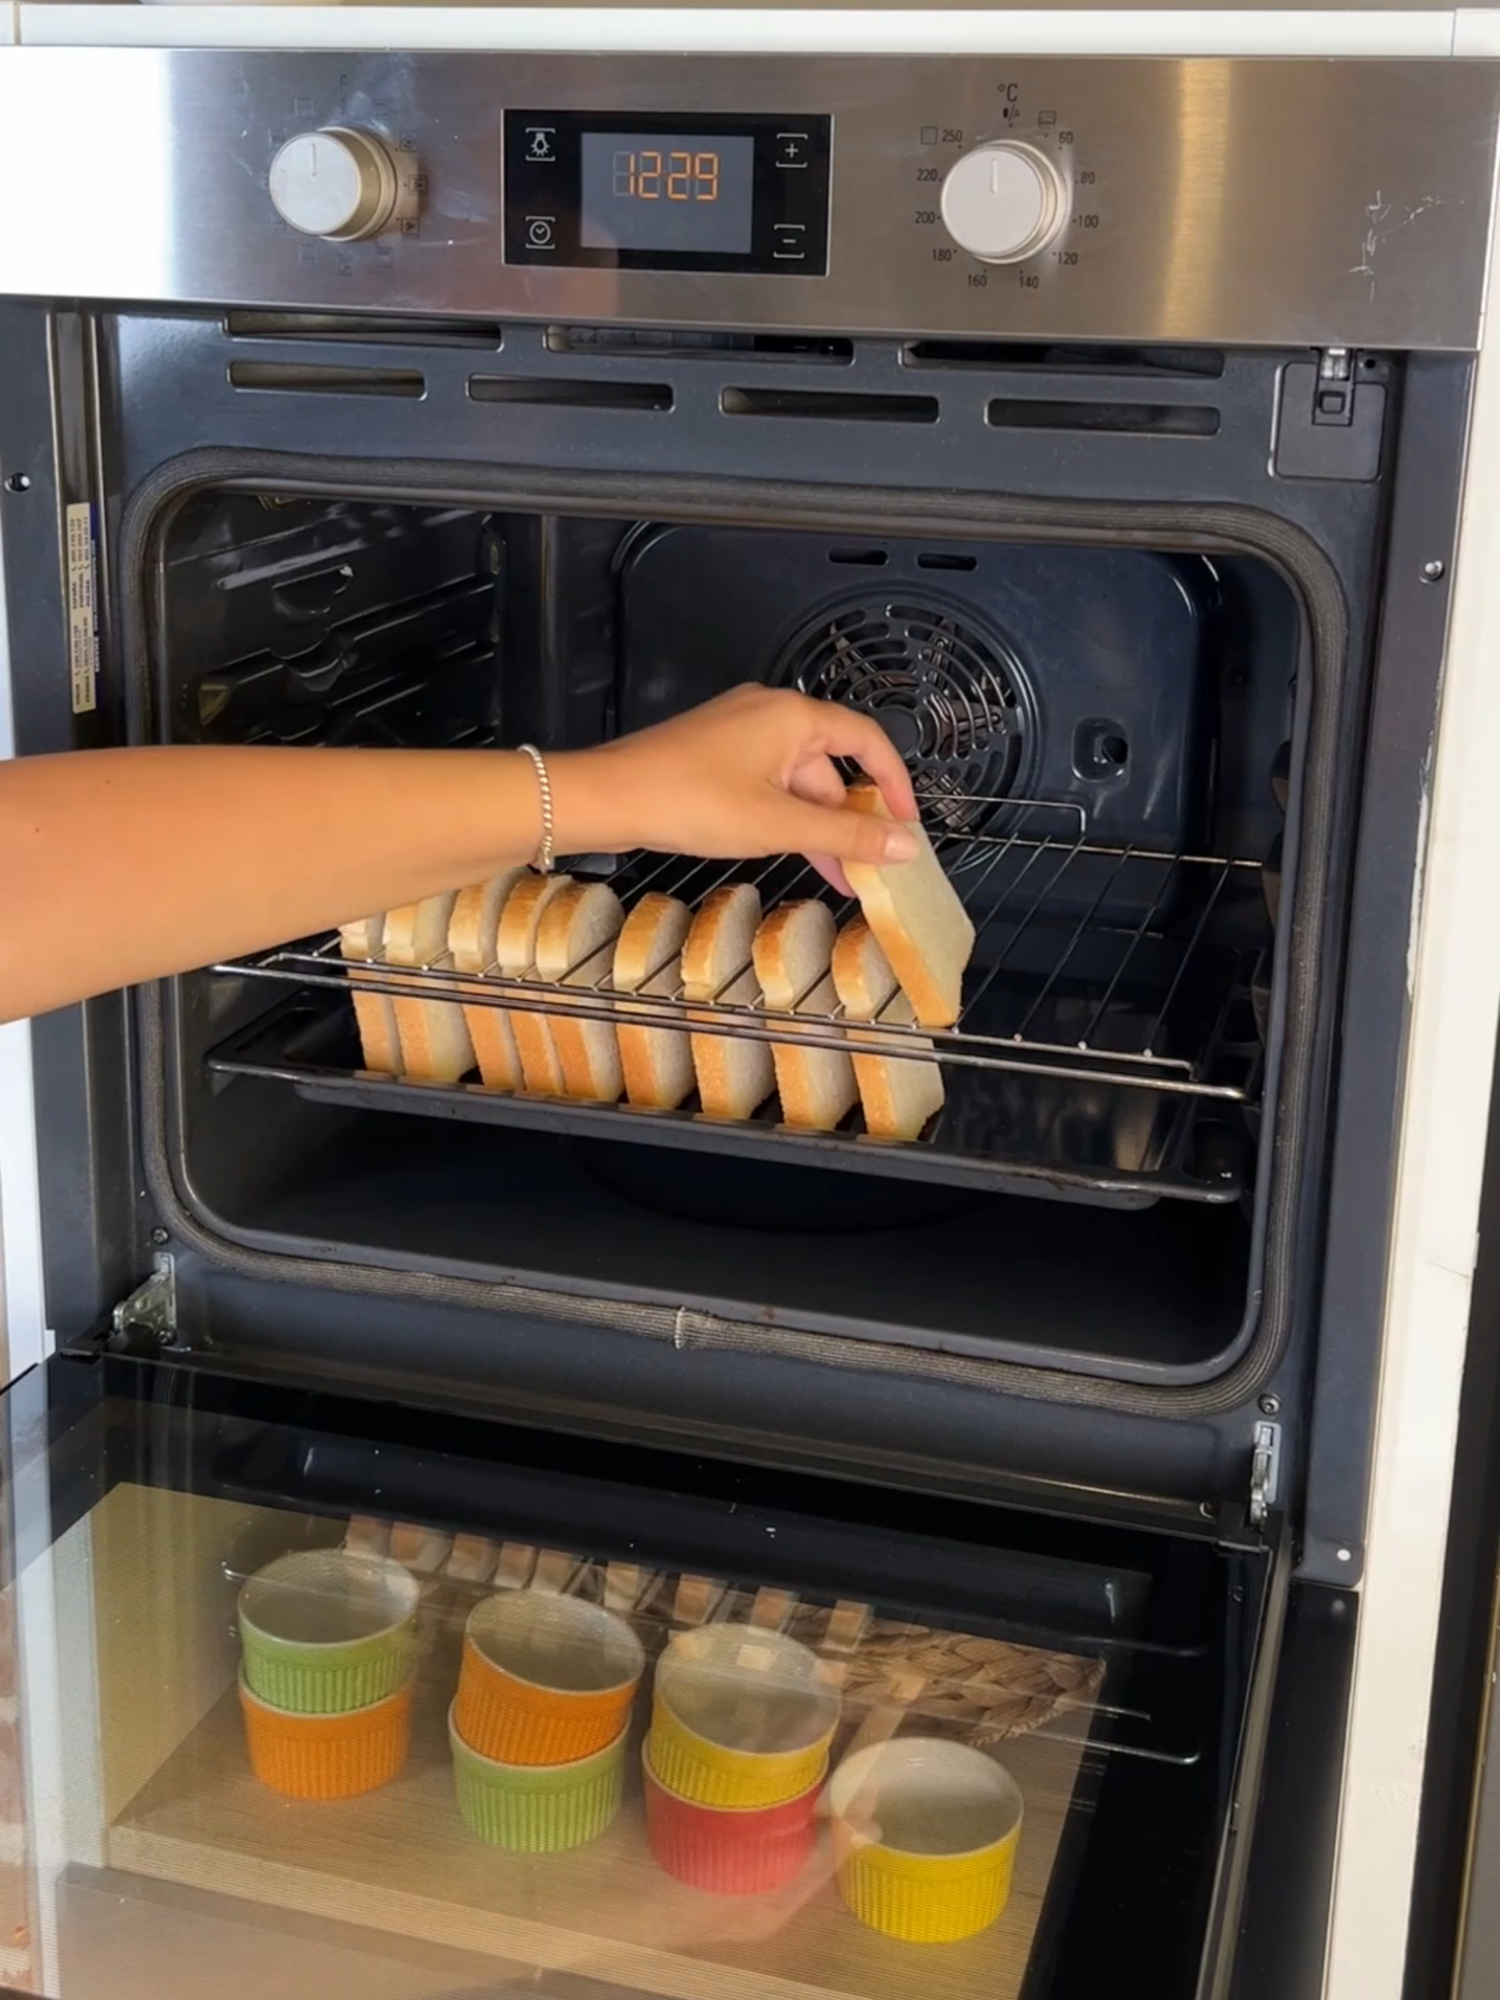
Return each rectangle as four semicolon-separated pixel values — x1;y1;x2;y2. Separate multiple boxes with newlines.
1249;1419;1282;1530
110;1253;177;1351
1272;347;1386;482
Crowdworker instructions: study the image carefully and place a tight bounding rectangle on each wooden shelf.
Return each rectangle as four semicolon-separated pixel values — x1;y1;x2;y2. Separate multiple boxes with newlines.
108;1676;1093;2000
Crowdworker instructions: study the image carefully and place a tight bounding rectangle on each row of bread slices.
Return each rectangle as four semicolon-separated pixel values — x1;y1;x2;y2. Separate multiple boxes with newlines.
338;869;947;1141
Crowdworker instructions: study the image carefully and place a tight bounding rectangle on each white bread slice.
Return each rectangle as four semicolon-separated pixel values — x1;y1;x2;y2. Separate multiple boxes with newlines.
834;918;944;1138
691;968;775;1120
774;974;859;1131
752;900;837;1010
385;894;475;1084
683;885;774;1119
614;892;693;995
535;881;625;1102
496;873;574;1095
753;903;856;1132
843;783;975;1028
614;893;696;1110
681;883;762;1002
618;954;696;1110
848;991;945;1142
337;914;402;1075
831;916;900;1023
450;869;529;1092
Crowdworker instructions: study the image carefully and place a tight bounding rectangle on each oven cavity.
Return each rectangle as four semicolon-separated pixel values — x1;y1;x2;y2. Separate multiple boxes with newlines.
159;487;1297;1378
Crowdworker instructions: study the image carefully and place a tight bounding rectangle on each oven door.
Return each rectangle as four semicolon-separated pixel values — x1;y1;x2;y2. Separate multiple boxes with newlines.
0;1348;1315;2000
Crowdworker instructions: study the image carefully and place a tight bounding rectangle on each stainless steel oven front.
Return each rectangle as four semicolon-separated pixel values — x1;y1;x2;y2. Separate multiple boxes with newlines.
0;43;1494;2000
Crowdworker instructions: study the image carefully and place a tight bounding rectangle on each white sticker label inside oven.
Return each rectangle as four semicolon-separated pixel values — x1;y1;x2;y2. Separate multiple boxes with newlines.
65;501;98;716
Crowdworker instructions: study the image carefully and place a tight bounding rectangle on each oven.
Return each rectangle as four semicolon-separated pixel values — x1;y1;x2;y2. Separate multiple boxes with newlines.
0;36;1497;2000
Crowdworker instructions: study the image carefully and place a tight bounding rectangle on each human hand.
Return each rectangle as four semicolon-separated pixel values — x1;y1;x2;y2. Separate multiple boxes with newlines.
551;685;920;895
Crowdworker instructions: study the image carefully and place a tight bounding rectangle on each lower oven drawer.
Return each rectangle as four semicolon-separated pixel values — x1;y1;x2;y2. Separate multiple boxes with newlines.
0;1352;1296;2000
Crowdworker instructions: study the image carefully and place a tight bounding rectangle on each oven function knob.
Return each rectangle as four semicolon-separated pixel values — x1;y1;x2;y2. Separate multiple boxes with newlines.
269;127;401;242
939;141;1068;265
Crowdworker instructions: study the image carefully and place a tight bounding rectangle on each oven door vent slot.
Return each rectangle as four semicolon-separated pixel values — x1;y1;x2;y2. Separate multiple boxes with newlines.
904;340;1226;379
548;326;854;364
225;312;503;349
720;386;940;425
468;375;674;413
227;361;426;399
986;399;1221;439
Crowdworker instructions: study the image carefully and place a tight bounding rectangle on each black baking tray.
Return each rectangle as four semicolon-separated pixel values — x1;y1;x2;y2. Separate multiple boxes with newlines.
206;989;1252;1210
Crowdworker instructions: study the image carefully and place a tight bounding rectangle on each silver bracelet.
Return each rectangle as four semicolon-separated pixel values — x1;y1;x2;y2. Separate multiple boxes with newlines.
516;743;555;873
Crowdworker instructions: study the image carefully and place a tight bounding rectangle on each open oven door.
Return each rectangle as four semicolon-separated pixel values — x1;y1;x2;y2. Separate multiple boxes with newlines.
0;1346;1308;2000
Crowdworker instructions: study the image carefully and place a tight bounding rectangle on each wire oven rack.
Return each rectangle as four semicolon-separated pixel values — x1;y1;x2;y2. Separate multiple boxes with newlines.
208;800;1270;1208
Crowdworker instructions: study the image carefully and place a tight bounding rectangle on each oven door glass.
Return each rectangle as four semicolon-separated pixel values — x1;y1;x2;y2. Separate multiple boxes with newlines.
0;1353;1280;2000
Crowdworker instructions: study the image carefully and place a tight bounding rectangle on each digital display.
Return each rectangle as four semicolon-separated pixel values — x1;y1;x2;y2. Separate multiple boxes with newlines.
505;111;831;274
579;132;756;255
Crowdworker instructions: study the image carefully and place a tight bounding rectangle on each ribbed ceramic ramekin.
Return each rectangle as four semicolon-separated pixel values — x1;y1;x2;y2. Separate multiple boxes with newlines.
650;1623;839;1809
238;1549;419;1715
449;1705;628;1853
642;1735;821;1894
454;1588;644;1766
239;1674;413;1800
828;1737;1023;1944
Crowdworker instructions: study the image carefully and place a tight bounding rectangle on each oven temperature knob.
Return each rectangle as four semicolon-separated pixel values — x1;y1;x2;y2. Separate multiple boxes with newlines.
269;128;400;241
939;142;1069;264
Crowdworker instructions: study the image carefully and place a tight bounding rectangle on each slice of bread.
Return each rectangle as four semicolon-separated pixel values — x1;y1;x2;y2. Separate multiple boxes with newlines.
833;917;944;1139
681;883;762;1002
691;969;775;1120
497;873;574;1095
775;973;859;1132
753;903;856;1132
752;900;837;1010
615;893;695;1111
843;783;975;1028
831;915;900;1023
450;868;529;1092
848;991;945;1142
337;913;402;1075
684;884;774;1119
385;894;475;1084
614;892;693;996
535;881;625;1102
618;953;697;1110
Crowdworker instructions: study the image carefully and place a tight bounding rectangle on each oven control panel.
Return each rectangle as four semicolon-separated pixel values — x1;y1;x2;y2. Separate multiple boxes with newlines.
501;112;833;275
0;51;1495;350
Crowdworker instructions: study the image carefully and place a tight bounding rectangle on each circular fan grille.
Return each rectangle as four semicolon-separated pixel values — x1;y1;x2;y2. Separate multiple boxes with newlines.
781;598;1032;843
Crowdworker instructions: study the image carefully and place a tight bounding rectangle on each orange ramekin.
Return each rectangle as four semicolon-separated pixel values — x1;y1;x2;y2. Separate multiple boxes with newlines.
454;1589;645;1766
239;1674;413;1799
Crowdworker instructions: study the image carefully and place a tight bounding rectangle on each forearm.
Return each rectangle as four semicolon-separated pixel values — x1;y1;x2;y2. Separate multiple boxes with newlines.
0;744;584;1021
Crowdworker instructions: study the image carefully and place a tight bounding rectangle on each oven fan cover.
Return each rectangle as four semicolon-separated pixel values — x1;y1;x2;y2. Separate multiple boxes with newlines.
779;594;1036;843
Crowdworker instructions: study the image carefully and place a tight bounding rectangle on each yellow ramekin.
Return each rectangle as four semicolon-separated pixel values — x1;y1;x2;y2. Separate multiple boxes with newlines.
650;1623;841;1810
239;1674;413;1800
828;1737;1024;1944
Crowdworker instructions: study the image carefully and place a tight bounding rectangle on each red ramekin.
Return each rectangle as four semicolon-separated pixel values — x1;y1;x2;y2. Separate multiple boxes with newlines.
642;1736;822;1895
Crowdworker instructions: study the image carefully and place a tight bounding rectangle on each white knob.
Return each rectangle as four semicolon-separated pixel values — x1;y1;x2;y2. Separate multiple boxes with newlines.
940;142;1068;265
269;128;400;242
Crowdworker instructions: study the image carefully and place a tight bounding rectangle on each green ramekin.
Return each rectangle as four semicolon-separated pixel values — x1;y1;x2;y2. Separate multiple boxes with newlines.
238;1549;420;1715
449;1705;627;1853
